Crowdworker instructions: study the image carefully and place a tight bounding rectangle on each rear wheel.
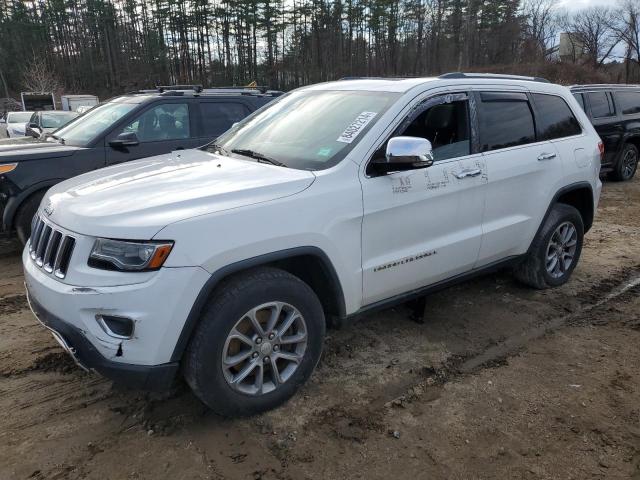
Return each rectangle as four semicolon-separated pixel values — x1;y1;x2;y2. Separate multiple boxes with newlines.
15;191;45;245
610;143;638;181
514;203;584;289
183;267;325;417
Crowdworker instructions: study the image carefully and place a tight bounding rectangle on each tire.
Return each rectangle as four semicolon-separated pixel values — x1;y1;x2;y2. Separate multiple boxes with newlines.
610;143;638;181
183;267;325;417
15;191;45;246
514;203;584;289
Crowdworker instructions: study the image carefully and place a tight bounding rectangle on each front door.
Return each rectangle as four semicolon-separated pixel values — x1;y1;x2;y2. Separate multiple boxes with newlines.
105;101;200;165
360;93;486;306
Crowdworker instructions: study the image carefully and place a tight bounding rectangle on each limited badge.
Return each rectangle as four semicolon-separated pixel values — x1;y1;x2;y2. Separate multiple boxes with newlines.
43;201;54;216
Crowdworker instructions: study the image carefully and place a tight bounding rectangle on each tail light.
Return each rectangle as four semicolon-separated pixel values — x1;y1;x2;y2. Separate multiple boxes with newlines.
598;141;604;162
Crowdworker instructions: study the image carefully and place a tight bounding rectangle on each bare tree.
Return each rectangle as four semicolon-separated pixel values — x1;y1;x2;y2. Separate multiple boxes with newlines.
521;0;560;61
609;0;640;81
22;55;59;93
561;6;619;68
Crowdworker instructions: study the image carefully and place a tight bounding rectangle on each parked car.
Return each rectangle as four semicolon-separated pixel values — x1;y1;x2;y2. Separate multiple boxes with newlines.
4;111;34;138
0;86;282;243
22;74;602;416
571;84;640;181
25;110;79;138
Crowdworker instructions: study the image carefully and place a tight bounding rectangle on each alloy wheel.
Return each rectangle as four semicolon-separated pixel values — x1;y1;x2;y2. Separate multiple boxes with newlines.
222;302;308;395
545;221;578;279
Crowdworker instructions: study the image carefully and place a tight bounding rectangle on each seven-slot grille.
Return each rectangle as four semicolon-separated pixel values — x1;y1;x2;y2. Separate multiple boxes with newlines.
29;214;76;279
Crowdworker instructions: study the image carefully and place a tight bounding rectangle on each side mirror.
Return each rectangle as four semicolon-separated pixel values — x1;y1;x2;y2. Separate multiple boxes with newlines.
372;136;434;174
26;123;42;138
109;131;139;148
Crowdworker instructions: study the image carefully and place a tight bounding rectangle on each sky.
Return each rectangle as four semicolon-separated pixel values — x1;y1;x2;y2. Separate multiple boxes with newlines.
557;0;621;11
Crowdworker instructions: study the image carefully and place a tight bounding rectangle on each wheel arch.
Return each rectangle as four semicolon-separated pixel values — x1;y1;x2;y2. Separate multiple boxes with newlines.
3;180;61;231
170;246;346;362
529;182;594;256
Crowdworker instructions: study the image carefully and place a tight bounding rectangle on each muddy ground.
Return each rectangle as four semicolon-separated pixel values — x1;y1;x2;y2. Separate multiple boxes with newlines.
1;178;640;480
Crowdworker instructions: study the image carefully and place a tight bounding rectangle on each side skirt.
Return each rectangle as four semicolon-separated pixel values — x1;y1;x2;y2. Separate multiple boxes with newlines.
345;255;524;321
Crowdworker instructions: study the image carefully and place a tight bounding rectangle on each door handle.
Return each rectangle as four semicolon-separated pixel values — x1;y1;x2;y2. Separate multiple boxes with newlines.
537;152;556;161
454;168;482;179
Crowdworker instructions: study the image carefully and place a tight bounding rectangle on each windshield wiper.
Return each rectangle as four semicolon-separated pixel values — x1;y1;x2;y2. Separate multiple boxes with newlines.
231;149;286;167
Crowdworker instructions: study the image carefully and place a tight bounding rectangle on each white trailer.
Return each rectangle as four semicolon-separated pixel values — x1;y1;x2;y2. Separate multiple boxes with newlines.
61;95;99;112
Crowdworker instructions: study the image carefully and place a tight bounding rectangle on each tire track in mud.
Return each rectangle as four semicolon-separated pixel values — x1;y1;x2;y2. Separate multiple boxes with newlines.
302;265;640;439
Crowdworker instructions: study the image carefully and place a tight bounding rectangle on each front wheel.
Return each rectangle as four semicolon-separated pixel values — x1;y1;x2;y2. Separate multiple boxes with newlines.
183;267;325;417
514;203;584;289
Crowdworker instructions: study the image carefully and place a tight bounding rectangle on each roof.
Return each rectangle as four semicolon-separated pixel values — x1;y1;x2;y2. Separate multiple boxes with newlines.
304;73;556;93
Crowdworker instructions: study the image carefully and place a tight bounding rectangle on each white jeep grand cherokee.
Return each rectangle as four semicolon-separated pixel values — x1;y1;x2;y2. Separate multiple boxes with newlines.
23;73;603;416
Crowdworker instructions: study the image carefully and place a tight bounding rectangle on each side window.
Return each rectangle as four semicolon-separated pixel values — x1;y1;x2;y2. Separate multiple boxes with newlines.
572;93;585;111
478;92;535;152
119;103;190;142
532;93;581;140
614;90;640;115
200;102;249;136
394;97;471;162
587;91;615;118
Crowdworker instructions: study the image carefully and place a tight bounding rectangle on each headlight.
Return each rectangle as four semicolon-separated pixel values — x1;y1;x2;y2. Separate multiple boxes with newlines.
89;238;173;271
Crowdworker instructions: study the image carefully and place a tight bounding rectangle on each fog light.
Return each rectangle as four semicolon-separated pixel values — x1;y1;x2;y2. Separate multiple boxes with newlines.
96;314;135;339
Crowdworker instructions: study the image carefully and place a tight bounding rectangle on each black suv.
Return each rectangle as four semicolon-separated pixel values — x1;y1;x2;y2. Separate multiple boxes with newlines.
0;86;282;243
571;85;640;181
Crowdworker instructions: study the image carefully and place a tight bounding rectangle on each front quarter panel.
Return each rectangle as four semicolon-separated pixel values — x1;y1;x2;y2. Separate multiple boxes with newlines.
155;160;364;315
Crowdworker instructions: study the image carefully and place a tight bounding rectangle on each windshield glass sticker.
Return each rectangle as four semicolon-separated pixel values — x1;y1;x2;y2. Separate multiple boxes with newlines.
337;111;377;143
317;147;332;157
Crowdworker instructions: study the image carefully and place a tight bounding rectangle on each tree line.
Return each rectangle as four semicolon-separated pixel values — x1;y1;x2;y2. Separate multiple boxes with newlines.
0;0;639;99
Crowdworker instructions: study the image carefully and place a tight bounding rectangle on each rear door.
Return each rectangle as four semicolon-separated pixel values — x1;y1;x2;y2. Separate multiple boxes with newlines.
583;90;622;167
194;100;252;145
104;100;201;165
475;90;564;266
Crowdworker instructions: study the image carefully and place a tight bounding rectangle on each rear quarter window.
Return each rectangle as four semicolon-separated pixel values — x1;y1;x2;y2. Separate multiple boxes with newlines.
614;90;640;115
532;93;582;140
478;92;536;152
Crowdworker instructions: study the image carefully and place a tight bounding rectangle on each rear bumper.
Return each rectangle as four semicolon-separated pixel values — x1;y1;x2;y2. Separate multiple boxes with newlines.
26;285;179;390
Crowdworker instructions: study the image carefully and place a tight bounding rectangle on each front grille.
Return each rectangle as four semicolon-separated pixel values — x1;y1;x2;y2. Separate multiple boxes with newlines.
29;215;76;279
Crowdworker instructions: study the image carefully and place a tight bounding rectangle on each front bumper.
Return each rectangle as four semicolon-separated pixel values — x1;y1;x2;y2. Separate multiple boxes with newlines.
24;245;210;389
26;286;178;389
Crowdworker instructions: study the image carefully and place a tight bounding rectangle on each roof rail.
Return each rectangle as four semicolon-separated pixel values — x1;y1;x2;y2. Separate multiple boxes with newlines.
156;84;203;93
570;83;640;89
439;72;550;83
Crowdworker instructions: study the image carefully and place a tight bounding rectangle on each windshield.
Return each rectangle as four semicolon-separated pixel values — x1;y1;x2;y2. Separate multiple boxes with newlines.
41;112;78;129
210;90;400;170
52;100;138;146
7;112;32;123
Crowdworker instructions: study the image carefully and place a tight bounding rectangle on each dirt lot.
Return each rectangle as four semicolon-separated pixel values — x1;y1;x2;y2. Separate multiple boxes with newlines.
1;178;640;480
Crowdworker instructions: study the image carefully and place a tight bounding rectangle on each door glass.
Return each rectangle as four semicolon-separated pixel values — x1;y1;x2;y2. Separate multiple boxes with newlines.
478;94;535;151
614;90;640;115
587;91;615;118
201;102;249;135
572;93;585;111
119;103;190;142
532;93;581;140
398;99;470;161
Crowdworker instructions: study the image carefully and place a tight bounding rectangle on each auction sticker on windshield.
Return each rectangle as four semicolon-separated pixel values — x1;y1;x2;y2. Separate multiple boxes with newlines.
337;111;377;143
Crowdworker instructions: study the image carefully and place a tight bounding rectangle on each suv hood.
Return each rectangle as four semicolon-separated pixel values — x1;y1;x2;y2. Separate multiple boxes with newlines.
44;149;316;239
0;137;82;161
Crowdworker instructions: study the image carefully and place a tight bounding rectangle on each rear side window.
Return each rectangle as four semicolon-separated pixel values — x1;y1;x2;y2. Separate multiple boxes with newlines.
614;90;640;115
587;91;615;118
532;93;581;140
200;102;249;136
478;92;536;152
